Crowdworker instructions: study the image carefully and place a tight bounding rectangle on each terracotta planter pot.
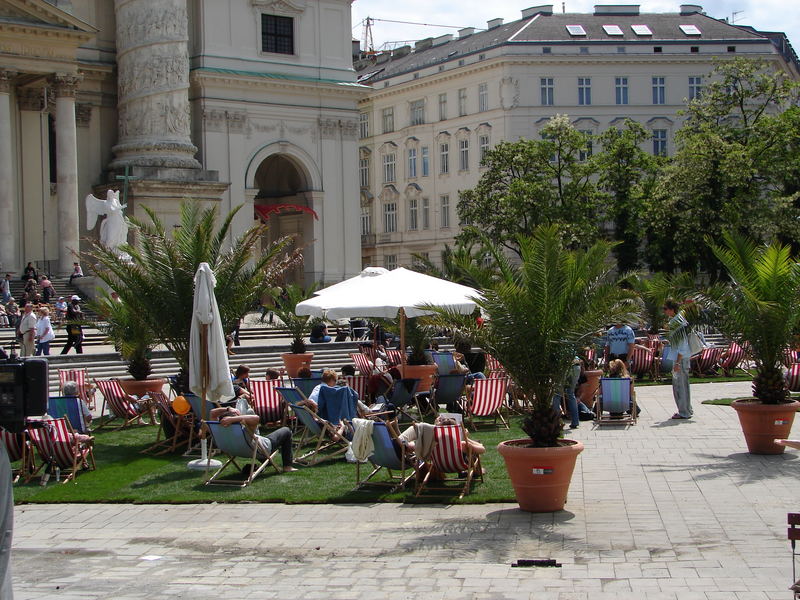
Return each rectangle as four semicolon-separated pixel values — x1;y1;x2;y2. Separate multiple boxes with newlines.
497;438;584;512
118;378;166;396
578;369;603;406
731;398;800;455
400;364;438;393
281;352;314;378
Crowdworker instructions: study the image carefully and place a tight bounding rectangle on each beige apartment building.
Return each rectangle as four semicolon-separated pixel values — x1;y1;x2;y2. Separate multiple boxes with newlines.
355;4;800;270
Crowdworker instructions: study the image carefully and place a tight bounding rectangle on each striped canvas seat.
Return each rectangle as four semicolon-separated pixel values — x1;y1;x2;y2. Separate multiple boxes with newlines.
787;364;800;392
250;379;286;426
431;352;457;375
628;346;655;379
276;387;349;465
345;375;369;402
595;377;636;425
691;347;723;376
144;391;195;455
484;354;507;378
0;428;33;482
350;352;377;376
58;368;95;409
26;417;94;484
385;349;404;367
720;342;746;376
355;420;417;491
204;420;279;487
465;378;509;430
783;348;799;368
416;424;482;499
95;379;154;429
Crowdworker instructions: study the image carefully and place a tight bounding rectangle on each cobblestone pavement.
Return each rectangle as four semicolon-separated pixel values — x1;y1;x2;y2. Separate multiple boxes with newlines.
10;381;800;599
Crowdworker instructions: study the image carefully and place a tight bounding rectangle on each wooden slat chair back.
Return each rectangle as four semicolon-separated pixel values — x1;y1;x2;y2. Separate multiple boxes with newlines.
628;346;655;379
344;375;369;402
465;378;509;430
95;379;152;429
789;513;800;598
204;420;280;487
47;396;89;434
276;387;348;465
26;417;95;483
690;347;723;376
58;368;95;409
350;353;376;376
250;379;286;426
431;351;457;376
432;374;467;414
291;377;323;399
416;424;482;500
595;377;636;425
719;342;746;376
355;420;417;491
144;391;194;455
0;428;32;483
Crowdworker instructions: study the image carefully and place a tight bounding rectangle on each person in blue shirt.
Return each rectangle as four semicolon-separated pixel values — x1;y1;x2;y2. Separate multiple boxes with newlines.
605;322;635;363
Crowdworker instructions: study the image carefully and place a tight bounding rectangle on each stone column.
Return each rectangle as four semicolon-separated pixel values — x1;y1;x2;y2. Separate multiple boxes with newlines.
111;0;200;169
0;71;16;273
53;74;81;276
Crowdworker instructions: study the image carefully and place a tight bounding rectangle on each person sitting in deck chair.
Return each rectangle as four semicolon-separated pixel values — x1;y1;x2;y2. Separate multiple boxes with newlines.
209;406;297;473
62;381;93;429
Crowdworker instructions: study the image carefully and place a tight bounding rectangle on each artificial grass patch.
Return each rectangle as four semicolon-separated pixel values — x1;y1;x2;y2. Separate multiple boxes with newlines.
11;419;525;505
636;370;752;387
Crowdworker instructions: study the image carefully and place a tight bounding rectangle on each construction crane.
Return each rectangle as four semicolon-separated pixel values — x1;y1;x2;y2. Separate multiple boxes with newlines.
357;16;476;56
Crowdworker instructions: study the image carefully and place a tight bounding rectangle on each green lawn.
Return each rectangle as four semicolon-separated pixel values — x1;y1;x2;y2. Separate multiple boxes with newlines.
11;418;527;505
636;370;752;387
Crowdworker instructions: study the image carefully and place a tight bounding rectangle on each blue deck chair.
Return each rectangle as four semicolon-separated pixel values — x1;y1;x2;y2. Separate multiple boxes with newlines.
355;420;418;491
431;351;457;376
386;378;421;421
318;385;358;427
204;420;280;487
186;394;219;421
48;396;89;434
595;377;637;425
276;387;349;464
291;377;323;399
431;374;467;414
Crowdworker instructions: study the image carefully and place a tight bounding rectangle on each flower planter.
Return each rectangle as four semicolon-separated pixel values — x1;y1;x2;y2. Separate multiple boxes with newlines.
731;398;800;454
497;438;584;512
281;352;314;378
400;364;438;393
118;378;166;397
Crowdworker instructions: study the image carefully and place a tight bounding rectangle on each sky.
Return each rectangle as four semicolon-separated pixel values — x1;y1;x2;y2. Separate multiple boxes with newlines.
351;0;800;54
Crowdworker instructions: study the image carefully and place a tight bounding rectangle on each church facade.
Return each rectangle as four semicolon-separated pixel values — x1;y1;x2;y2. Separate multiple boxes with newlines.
0;0;366;284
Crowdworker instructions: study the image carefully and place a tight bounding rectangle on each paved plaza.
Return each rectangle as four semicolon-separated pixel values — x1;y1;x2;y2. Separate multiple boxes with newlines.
9;381;800;599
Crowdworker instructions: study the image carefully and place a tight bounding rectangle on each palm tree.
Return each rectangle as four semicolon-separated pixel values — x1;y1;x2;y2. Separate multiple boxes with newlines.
625;271;696;332
84;201;300;390
411;242;496;290
424;226;638;447
92;294;155;380
703;233;800;403
268;283;317;354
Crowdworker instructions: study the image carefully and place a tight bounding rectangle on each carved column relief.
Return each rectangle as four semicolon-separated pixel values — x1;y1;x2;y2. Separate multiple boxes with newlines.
111;0;200;169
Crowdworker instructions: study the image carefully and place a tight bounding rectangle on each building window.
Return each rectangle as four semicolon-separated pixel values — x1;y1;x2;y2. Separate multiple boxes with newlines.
440;195;450;228
578;77;591;106
383;203;397;233
540;77;554;106
361;206;371;235
652;129;667;156
421;197;430;229
384;254;397;270
382;153;396;183
421;146;430;176
459;138;469;171
652;76;665;105
690;46;699;53
439;143;449;174
617;46;626;53
615;77;628;105
408;198;418;231
542;47;552;54
261;14;294;55
579;46;589;54
727;46;736;53
458;88;467;116
479;134;490;163
478;83;489;112
407;148;417;178
579;130;593;162
359;157;370;188
410;100;425;126
438;93;447;121
688;76;702;100
359;113;370;139
382;107;394;134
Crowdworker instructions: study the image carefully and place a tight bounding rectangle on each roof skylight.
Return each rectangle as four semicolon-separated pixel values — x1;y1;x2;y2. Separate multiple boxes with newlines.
631;24;653;36
603;24;624;36
679;24;702;35
566;24;587;36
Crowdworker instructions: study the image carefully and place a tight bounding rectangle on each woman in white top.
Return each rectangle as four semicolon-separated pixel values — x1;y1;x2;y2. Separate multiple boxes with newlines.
35;306;55;356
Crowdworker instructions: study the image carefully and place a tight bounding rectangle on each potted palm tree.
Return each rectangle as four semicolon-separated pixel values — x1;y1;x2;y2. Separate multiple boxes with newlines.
702;233;800;454
425;226;637;511
269;283;317;377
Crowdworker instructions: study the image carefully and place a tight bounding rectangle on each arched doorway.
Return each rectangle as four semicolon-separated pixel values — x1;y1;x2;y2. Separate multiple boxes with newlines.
253;154;316;285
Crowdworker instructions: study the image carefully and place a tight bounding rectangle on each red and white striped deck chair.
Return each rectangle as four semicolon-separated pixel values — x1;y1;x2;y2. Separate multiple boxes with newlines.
385;349;404;367
690;347;723;377
0;428;34;483
144;391;195;455
465;378;509;430
783;348;799;368
358;344;377;362
345;375;369;403
787;364;800;392
249;379;286;427
94;379;155;429
350;353;378;376
720;342;747;376
484;354;507;378
26;418;95;484
416;423;482;499
628;346;656;380
59;368;95;410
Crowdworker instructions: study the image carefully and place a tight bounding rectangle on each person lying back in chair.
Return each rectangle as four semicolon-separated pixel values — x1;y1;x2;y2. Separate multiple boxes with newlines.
209;406;298;473
398;416;486;457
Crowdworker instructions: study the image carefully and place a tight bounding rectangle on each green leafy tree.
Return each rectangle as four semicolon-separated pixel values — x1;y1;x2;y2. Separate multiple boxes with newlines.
457;115;600;257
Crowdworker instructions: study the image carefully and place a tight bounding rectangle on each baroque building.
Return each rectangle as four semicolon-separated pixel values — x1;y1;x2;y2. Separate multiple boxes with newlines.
0;0;366;283
355;4;800;270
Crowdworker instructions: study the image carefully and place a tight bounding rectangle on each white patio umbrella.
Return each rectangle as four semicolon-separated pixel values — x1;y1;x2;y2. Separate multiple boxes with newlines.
311;266;388;297
187;262;234;470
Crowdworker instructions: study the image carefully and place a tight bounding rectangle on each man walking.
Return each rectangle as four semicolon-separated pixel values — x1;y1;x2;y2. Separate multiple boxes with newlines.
18;303;37;357
60;296;84;355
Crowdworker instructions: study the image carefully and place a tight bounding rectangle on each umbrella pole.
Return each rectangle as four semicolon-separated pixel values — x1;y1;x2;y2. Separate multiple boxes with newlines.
188;323;221;471
399;308;406;376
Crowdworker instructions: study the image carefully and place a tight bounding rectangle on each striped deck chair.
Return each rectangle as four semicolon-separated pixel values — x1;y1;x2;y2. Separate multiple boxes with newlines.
204;420;280;487
291;377;322;400
47;396;89;434
355;420;418;491
358;344;377;362
431;351;457;376
345;375;369;403
595;377;637;425
250;379;286;427
276;387;349;465
350;352;377;376
385;349;404;367
783;348;799;368
431;374;467;414
415;423;482;500
58;368;95;409
484;354;506;378
787;364;800;393
628;346;656;380
0;428;34;483
94;379;155;429
144;391;195;455
465;378;509;430
26;417;95;484
691;347;723;377
719;342;747;377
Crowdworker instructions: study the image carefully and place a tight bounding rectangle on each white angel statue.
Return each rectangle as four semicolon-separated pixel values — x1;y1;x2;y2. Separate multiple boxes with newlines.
85;189;129;255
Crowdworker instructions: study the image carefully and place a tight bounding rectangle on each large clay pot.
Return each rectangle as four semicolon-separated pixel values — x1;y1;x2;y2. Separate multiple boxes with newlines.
731;398;800;454
118;378;166;396
401;364;438;393
281;352;314;378
497;438;584;512
578;369;602;406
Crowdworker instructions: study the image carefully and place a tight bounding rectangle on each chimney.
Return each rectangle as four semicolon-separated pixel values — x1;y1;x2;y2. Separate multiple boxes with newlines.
432;34;453;46
393;45;411;58
352;39;361;58
458;27;476;38
593;5;640;15
521;5;553;19
487;18;504;29
415;37;434;51
680;4;704;15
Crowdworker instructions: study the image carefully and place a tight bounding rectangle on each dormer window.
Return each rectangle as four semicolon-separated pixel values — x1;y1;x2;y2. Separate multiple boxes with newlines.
262;14;294;55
